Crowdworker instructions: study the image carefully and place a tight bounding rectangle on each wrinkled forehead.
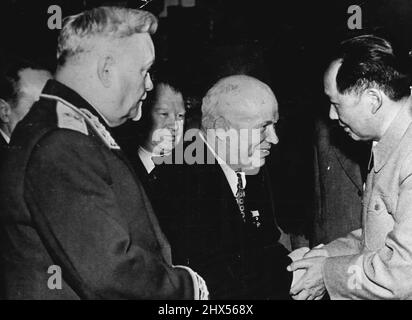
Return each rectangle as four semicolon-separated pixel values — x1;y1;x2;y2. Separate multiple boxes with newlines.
216;80;278;119
117;33;155;65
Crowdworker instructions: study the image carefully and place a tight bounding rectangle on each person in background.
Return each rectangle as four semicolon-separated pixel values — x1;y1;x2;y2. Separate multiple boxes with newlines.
0;59;51;152
137;79;185;177
312;112;370;246
123;75;186;212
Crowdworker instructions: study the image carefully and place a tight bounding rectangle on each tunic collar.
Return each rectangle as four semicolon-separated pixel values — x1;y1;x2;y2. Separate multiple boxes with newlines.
373;97;412;172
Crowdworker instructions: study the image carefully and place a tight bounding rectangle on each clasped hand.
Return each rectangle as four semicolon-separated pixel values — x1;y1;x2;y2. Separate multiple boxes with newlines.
287;244;329;300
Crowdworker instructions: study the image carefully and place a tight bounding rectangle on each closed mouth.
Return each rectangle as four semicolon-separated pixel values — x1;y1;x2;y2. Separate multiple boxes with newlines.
260;148;271;156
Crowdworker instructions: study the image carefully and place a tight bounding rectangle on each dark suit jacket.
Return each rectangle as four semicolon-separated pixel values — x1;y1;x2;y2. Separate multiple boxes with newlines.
312;117;370;245
121;147;170;214
155;137;292;300
0;80;195;299
0;133;7;161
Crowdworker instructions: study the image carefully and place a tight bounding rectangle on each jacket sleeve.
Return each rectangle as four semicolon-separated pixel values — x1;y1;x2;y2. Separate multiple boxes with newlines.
24;129;203;299
322;156;412;300
323;228;363;257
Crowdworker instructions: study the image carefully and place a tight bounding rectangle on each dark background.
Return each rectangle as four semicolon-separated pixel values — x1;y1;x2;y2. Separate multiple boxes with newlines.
2;0;412;102
1;0;412;236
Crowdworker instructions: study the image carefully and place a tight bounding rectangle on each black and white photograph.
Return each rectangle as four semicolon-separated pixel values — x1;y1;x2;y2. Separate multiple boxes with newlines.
0;0;412;307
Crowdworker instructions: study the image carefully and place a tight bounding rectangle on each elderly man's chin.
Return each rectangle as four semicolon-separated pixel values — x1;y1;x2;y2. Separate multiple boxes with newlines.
347;130;362;141
241;156;265;175
153;140;174;156
131;102;143;121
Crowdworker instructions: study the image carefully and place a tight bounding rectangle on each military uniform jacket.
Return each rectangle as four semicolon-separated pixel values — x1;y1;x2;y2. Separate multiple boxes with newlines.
0;80;205;299
323;100;412;299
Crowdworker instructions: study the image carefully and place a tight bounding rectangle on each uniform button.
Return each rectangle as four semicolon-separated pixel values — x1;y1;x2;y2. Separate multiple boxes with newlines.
374;203;380;211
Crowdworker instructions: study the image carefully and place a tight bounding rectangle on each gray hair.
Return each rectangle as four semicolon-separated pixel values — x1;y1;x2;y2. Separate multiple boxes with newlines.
201;75;275;130
57;7;158;66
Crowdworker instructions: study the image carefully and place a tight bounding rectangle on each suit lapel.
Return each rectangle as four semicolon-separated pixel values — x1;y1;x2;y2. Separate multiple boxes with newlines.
200;138;242;218
260;167;278;228
43;80;174;263
0;134;8;150
0;134;7;147
333;146;363;191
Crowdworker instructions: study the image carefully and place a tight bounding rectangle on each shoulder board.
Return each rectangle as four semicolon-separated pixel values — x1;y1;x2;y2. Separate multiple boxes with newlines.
80;108;120;150
41;93;120;150
56;101;88;136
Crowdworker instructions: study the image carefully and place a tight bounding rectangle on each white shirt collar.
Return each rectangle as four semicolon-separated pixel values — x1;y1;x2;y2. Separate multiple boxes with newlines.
0;128;10;144
138;146;155;173
199;131;246;196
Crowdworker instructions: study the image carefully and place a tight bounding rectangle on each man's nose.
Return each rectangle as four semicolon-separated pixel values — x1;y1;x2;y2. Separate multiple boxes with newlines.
329;105;339;120
145;73;154;91
266;126;279;145
165;115;178;131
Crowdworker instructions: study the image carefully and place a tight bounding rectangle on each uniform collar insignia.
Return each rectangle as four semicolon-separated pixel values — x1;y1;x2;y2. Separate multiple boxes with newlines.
40;93;120;150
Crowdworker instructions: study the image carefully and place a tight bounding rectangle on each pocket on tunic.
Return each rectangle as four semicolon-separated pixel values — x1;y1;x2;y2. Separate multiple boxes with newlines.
367;194;388;216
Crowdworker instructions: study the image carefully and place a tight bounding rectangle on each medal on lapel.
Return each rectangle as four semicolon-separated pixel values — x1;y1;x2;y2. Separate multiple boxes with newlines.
251;210;261;228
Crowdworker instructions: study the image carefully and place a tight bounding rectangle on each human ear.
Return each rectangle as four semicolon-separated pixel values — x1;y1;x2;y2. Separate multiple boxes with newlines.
0;99;11;123
97;55;115;88
367;89;383;114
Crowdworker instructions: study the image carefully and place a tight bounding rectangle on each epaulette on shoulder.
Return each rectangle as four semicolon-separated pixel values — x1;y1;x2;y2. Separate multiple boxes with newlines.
56;101;88;136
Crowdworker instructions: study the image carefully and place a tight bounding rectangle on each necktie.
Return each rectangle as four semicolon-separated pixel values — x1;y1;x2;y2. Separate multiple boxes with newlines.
235;171;247;222
235;171;262;228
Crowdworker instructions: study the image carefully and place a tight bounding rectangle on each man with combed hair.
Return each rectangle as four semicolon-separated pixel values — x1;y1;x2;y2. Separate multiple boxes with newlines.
288;35;412;300
0;7;207;300
132;78;186;202
155;75;307;299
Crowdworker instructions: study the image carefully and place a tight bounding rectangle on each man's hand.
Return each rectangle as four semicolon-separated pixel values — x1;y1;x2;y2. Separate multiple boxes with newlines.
152;129;175;156
288;247;310;261
303;243;329;259
287;256;327;300
288;247;310;288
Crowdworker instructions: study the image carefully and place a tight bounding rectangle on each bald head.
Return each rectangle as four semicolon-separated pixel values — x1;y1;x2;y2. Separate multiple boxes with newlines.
201;75;278;129
201;75;279;173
